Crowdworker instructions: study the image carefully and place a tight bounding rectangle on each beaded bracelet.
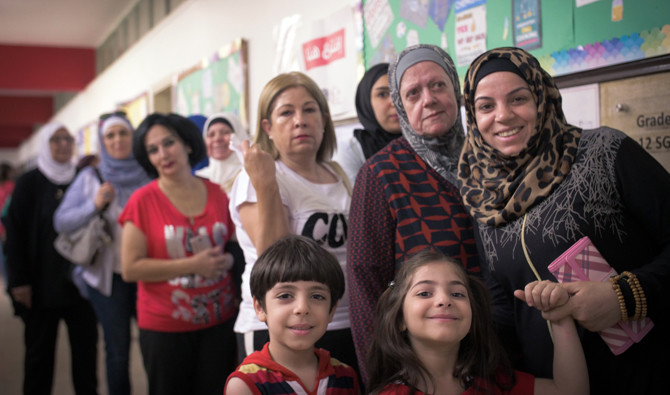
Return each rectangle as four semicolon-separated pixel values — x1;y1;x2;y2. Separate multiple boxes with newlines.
616;276;635;320
609;276;628;321
623;271;647;321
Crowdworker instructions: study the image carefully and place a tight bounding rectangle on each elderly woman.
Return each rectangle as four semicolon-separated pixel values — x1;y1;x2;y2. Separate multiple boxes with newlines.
334;63;401;185
119;113;238;395
347;44;480;383
54;114;150;395
195;112;249;193
229;71;357;372
5;123;98;394
457;47;670;394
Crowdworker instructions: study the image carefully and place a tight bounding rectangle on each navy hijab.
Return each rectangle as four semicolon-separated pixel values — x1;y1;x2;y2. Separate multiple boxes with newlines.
353;63;399;159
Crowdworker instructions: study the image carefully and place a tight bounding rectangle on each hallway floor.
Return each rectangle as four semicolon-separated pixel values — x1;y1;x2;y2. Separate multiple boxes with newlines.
0;276;147;395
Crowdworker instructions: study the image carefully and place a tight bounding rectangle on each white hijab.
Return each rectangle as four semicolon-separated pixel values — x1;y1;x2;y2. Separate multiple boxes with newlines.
196;112;249;193
36;122;76;185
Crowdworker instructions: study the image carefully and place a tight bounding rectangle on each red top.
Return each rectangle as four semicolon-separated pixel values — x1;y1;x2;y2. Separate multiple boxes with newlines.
118;179;236;332
0;180;15;238
226;343;359;395
377;370;534;395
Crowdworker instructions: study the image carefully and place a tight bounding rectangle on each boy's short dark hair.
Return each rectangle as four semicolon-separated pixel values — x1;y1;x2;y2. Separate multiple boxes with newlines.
133;112;207;179
250;235;345;312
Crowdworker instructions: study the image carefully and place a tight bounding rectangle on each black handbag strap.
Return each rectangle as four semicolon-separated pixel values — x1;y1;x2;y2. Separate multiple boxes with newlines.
92;166;109;213
92;166;104;183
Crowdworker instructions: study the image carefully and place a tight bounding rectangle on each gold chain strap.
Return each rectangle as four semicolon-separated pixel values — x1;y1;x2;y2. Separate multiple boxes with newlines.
521;214;554;341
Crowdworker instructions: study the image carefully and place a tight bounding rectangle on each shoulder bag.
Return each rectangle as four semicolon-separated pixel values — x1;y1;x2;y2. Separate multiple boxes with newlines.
54;167;113;266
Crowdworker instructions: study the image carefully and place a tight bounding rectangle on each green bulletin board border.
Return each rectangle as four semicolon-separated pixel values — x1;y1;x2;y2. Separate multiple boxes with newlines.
362;0;669;81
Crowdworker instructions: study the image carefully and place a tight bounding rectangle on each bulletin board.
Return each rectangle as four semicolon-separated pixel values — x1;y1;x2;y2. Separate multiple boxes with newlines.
175;38;249;129
120;92;149;128
273;4;364;120
362;0;670;78
76;121;99;157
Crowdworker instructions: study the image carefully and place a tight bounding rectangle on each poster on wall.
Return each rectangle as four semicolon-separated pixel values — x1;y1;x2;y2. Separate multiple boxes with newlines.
362;0;397;65
560;84;600;129
274;4;363;120
120;93;149;128
360;0;458;70
454;0;487;67
513;0;542;50
175;39;249;128
364;0;395;50
76;121;99;157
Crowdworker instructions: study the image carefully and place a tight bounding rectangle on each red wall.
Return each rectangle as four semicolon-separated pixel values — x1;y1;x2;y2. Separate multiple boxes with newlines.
0;44;96;91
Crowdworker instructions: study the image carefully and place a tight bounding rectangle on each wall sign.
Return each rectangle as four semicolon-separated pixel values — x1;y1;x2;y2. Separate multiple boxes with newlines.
600;72;670;172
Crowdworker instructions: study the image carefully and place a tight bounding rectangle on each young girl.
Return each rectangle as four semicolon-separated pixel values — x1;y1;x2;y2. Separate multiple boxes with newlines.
367;250;588;395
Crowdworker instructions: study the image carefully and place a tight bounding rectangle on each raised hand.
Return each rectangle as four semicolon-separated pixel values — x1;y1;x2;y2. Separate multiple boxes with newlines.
240;140;276;190
514;280;570;313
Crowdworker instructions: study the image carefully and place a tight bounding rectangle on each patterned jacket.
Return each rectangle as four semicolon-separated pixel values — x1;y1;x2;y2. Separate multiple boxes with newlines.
346;137;480;382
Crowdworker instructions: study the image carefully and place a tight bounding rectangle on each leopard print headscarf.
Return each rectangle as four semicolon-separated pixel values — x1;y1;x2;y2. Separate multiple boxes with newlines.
457;47;582;227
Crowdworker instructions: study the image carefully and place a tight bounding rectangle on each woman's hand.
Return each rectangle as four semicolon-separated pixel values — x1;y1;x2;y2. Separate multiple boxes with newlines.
540;281;621;332
514;280;569;312
11;285;32;309
94;182;115;211
191;246;231;279
240;140;276;191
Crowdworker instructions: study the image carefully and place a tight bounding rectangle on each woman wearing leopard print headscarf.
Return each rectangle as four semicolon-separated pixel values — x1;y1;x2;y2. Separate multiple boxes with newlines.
458;47;670;394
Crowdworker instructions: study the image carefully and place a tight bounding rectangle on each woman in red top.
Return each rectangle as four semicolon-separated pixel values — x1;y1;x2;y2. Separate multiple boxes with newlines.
119;113;238;395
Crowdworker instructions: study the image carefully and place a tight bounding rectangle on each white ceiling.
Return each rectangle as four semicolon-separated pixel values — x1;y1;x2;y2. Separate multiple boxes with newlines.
0;0;138;47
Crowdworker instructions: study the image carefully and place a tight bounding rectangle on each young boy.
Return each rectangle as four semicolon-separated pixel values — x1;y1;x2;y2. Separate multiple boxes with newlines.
225;235;359;395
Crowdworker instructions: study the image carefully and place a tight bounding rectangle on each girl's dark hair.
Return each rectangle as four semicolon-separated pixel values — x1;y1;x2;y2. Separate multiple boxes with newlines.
250;235;345;313
133;112;207;178
367;250;514;395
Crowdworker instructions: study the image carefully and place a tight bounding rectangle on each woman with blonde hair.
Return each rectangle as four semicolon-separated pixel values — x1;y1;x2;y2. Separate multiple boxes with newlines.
229;71;357;373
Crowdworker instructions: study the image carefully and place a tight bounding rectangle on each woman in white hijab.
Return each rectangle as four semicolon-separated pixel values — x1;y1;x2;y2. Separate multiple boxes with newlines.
5;122;99;394
195;112;249;193
195;112;249;312
54;114;150;395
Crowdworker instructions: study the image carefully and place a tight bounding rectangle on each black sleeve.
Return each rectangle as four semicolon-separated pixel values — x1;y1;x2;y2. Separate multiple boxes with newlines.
224;240;244;302
614;136;670;325
4;171;35;290
474;222;523;365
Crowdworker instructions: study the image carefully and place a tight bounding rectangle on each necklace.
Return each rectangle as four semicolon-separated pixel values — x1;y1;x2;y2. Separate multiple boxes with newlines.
158;178;204;225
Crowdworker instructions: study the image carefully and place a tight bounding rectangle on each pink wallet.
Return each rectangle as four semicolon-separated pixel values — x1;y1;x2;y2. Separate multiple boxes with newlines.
547;236;654;355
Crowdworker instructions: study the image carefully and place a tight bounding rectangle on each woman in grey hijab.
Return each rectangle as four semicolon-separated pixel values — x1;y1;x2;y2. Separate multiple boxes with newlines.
346;44;480;384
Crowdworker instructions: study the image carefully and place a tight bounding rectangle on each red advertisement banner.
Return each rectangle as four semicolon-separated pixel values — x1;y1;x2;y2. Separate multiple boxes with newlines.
302;28;346;70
